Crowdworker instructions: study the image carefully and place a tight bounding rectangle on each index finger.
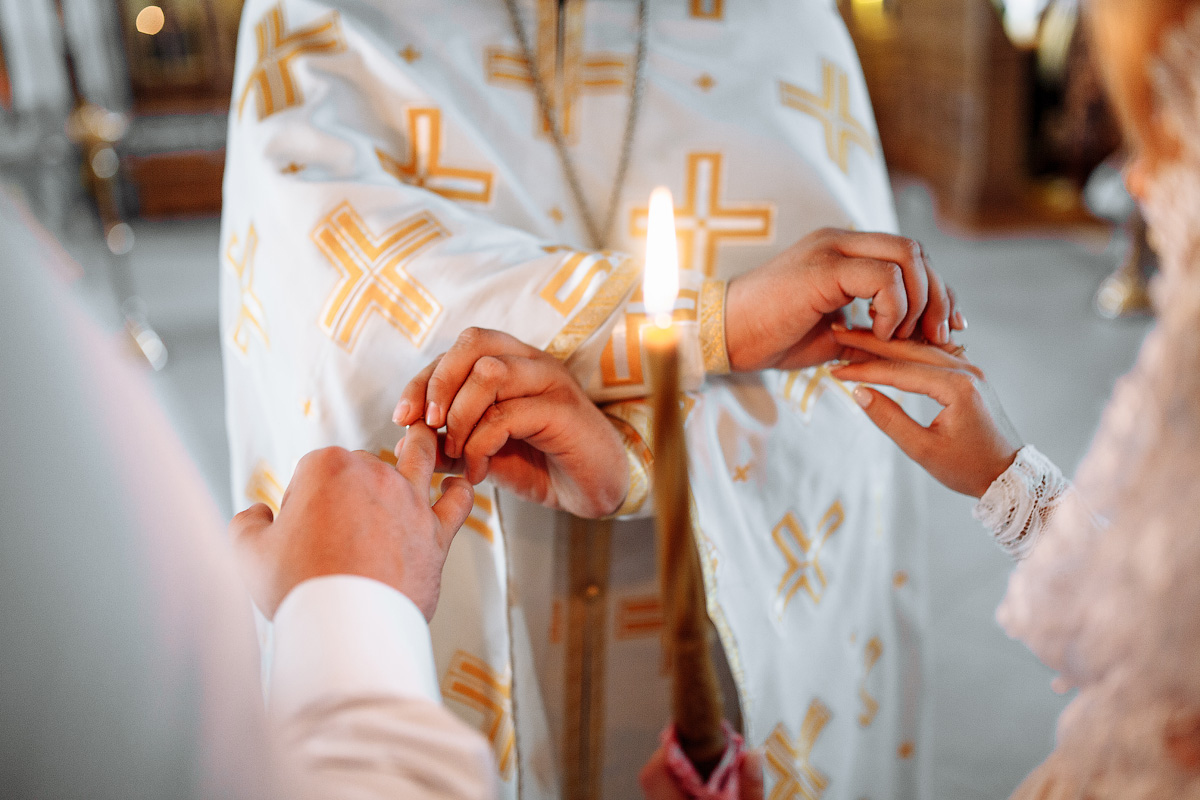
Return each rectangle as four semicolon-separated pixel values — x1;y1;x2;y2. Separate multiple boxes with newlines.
396;421;439;487
394;355;442;427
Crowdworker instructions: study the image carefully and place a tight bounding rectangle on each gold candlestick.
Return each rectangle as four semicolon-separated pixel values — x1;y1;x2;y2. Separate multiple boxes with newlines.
643;188;727;777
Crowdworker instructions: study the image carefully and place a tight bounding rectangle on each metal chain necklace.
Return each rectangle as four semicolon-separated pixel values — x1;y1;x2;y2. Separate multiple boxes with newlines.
501;0;649;250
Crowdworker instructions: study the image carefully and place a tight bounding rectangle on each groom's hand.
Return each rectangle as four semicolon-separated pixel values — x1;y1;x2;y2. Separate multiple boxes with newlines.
725;228;962;371
229;425;474;621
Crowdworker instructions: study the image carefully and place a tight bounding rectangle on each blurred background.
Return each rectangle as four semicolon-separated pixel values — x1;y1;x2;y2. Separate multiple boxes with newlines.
0;1;1155;797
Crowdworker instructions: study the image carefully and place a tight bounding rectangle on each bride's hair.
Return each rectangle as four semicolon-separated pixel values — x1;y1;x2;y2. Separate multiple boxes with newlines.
1087;0;1194;165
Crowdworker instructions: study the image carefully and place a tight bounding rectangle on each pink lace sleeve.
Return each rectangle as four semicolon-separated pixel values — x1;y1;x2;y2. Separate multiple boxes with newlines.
972;445;1072;560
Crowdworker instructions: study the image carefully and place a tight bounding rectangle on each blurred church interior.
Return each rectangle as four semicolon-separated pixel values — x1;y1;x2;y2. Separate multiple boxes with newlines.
0;0;1155;797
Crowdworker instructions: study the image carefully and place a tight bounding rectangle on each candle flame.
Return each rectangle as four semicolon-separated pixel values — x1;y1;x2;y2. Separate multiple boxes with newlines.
643;186;679;328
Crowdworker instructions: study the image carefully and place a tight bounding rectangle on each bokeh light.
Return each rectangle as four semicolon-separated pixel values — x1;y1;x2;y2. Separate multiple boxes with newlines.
135;6;165;36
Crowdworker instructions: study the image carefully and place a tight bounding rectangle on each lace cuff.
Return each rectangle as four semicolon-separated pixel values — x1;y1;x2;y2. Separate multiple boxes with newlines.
973;445;1071;560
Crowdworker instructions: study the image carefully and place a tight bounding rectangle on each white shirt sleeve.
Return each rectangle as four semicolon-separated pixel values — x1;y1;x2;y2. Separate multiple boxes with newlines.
268;575;497;800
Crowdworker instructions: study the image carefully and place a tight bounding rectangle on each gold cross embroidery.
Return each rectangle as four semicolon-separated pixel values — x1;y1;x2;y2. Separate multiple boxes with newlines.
782;366;855;415
399;45;421;64
764;700;832;800
237;3;345;121
225;223;269;356
246;462;284;515
630;152;774;277
600;286;698;387
539;245;619;316
442;651;516;780
485;0;629;141
732;463;751;482
312;202;447;351
858;636;883;727
377;107;495;204
780;60;876;175
689;0;724;19
773;501;845;613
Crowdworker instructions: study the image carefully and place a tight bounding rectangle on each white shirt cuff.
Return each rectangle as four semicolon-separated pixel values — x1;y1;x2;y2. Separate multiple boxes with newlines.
269;574;441;721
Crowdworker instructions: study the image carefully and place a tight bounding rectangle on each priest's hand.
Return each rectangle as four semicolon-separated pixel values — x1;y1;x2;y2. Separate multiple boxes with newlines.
724;228;966;371
229;426;474;620
394;328;629;519
828;327;1021;498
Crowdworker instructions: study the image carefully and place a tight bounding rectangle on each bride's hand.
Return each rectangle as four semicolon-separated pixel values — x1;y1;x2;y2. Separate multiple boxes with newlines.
829;327;1022;498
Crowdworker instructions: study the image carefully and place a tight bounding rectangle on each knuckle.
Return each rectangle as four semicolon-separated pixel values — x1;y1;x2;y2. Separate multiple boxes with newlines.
312;446;354;479
472;355;508;386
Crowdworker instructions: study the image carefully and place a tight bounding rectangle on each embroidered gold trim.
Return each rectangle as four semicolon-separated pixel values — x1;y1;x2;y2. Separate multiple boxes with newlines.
699;279;730;375
544;256;641;361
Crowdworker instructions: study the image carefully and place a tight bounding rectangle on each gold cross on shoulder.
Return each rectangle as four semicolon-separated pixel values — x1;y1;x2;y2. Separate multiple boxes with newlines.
238;3;346;121
377;107;495;204
485;0;630;141
780;60;876;174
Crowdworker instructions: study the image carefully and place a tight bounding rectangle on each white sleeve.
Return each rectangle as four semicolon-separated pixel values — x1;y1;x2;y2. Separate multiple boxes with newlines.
269;575;497;800
973;445;1073;560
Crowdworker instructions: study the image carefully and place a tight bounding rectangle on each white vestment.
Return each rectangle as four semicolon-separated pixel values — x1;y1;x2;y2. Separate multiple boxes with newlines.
221;1;930;797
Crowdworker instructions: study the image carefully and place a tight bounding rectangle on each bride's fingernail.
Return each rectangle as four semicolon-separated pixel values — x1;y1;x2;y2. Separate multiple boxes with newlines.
425;402;440;427
853;386;873;408
830;322;848;332
393;400;411;425
935;321;950;344
954;311;968;330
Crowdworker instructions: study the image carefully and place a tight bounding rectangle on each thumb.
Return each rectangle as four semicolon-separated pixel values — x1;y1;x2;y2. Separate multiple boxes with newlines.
230;503;274;550
432;476;475;548
852;386;932;462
